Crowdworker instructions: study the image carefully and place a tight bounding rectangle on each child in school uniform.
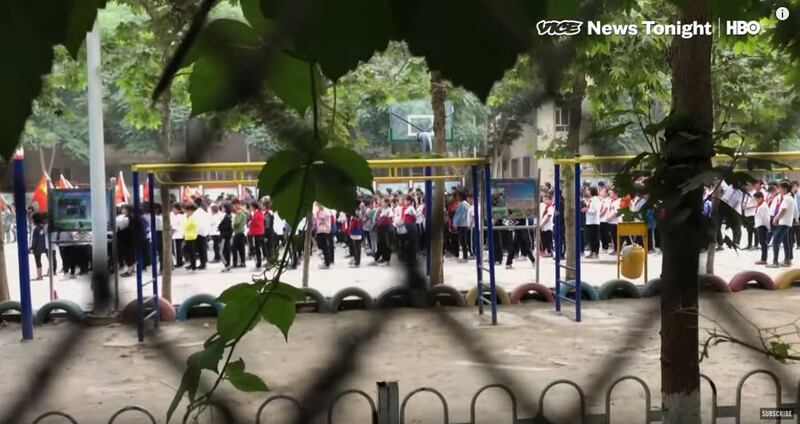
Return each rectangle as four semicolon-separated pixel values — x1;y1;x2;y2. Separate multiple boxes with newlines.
183;203;199;271
754;191;770;265
348;210;364;267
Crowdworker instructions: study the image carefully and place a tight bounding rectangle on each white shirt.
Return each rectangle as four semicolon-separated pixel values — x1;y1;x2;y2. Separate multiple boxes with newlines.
273;212;286;235
743;191;757;218
540;204;554;232
171;212;185;239
778;194;795;227
755;203;771;230
607;198;621;225
416;204;425;225
769;193;782;217
599;197;611;223
209;211;222;236
585;196;601;225
193;208;211;237
720;182;743;214
468;205;475;228
155;215;163;232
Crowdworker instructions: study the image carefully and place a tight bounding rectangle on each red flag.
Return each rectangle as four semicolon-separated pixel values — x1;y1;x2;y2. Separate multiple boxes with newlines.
143;181;150;201
55;174;73;189
31;173;49;212
115;171;130;205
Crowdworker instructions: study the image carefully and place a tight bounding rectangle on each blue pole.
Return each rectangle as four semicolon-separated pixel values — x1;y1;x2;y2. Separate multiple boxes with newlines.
424;167;432;277
148;173;159;327
133;171;144;342
471;166;483;315
554;164;561;313
12;156;33;340
574;162;582;323
483;163;497;325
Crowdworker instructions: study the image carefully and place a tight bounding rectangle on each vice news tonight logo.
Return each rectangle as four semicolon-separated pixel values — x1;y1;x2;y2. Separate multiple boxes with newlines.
536;20;583;36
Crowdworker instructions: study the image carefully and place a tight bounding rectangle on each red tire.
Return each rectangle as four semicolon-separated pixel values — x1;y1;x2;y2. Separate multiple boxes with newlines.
728;271;777;292
119;297;177;324
698;274;731;293
509;283;554;304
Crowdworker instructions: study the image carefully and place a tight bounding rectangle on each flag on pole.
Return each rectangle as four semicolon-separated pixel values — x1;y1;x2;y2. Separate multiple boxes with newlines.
143;180;150;202
31;172;49;212
114;171;130;205
55;174;73;189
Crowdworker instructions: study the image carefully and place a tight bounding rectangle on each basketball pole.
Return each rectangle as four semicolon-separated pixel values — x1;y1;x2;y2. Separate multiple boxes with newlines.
87;21;110;313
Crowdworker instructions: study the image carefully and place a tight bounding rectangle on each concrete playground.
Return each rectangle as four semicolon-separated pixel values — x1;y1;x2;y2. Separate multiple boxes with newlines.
1;241;796;310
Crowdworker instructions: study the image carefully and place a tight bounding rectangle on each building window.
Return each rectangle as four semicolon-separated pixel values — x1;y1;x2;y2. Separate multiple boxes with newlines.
523;157;531;178
502;160;509;178
511;158;519;178
555;103;570;132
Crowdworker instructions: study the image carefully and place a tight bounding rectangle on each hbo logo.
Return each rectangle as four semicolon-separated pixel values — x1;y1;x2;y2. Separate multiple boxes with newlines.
726;20;761;35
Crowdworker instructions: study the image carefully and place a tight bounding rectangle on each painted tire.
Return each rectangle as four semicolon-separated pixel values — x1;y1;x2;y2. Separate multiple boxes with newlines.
0;300;22;317
118;297;177;324
329;287;375;312
426;285;466;307
509;283;554;304
376;286;412;309
774;269;800;290
698;274;731;293
557;281;599;301
598;279;642;300
177;294;224;321
465;286;511;306
640;278;661;298
34;300;85;325
299;287;330;313
728;271;777;292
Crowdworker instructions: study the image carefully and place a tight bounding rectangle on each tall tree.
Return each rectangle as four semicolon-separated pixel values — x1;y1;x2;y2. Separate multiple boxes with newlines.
429;71;447;285
660;0;713;421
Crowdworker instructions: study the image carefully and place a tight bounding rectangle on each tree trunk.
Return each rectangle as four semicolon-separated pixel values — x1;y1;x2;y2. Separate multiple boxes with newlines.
429;71;447;286
0;211;9;302
661;1;713;422
564;72;586;280
160;187;172;302
160;87;172;158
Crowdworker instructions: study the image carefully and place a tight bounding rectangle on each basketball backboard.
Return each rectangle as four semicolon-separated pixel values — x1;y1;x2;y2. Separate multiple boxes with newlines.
389;100;454;143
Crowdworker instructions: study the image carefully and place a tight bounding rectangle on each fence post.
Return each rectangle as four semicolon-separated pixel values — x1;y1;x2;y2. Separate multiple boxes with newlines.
377;381;400;424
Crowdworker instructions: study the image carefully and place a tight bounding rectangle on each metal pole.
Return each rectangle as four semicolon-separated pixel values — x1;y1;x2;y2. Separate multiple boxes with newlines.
554;164;562;313
148;173;160;326
424;167;432;277
133;172;144;342
483;164;498;325
301;211;312;288
471;166;483;315
13;151;33;340
86;21;109;311
574;162;582;323
110;179;119;311
535;167;541;283
47;188;54;301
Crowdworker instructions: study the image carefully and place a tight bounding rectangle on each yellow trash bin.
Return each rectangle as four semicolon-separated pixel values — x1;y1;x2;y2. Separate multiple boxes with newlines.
620;244;645;279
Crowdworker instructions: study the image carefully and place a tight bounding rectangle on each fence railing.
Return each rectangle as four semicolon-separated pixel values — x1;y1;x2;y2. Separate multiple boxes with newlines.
29;369;798;424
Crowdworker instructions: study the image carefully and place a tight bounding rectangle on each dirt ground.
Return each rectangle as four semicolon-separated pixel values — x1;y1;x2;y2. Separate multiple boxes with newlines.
2;289;800;423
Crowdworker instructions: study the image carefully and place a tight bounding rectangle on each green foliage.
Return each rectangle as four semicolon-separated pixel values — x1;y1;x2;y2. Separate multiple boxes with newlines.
225;359;269;392
0;0;105;159
770;340;791;363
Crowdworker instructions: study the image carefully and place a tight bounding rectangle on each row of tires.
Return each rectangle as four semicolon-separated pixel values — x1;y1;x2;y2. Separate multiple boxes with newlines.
1;269;797;323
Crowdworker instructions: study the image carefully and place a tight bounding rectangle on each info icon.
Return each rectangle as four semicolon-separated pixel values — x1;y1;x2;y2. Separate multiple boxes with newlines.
776;7;790;21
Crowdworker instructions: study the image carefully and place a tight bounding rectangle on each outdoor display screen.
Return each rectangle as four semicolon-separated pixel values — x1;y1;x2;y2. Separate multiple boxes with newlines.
491;178;537;220
50;189;92;231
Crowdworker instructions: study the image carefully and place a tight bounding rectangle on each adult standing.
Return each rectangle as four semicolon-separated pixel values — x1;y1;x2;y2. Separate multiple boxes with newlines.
231;199;247;268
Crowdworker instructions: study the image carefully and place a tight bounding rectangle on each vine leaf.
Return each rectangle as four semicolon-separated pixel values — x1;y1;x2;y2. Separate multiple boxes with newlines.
217;288;262;341
261;291;296;341
312;164;359;213
63;0;107;58
257;150;307;195
271;167;316;228
266;51;321;116
240;0;272;36
226;359;269;392
317;147;374;189
166;337;226;423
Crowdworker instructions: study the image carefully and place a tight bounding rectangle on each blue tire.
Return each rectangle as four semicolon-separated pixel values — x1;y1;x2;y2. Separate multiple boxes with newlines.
0;301;23;320
177;294;224;321
34;300;85;325
598;279;642;300
558;281;599;301
640;278;661;298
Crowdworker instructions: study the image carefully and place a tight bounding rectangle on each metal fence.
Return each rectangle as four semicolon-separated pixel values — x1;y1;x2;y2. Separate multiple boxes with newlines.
26;369;799;423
